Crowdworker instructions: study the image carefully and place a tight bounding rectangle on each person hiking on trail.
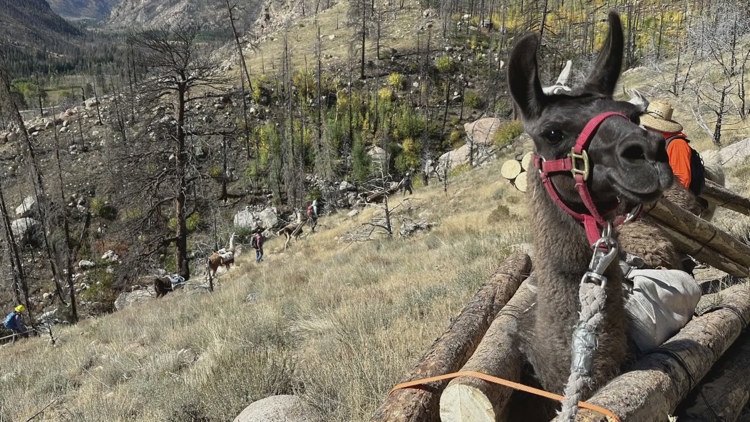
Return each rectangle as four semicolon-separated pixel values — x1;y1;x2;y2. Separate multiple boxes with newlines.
401;170;413;196
251;231;264;263
307;200;318;233
4;305;27;343
640;101;699;193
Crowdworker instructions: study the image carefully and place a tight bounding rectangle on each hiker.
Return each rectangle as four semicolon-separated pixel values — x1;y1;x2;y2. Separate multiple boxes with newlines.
307;200;318;233
251;231;264;263
3;305;27;343
640;101;704;195
401;170;413;195
642;100;708;275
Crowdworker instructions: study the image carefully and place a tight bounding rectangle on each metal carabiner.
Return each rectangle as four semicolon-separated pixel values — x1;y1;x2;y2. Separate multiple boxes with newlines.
585;223;619;279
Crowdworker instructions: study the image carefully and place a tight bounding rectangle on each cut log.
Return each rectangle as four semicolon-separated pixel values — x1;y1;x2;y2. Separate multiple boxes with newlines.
675;332;750;421
501;160;523;180
643;198;750;271
521;152;534;171
439;277;536;422
370;252;532;422
701;179;750;216
650;223;749;277
514;171;528;193
574;282;750;422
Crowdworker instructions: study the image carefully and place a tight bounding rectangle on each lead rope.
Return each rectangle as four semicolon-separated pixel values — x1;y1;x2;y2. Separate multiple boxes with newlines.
558;223;619;421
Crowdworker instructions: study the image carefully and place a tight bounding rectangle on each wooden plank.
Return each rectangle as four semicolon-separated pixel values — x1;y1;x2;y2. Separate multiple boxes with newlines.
574;282;750;422
370;252;532;422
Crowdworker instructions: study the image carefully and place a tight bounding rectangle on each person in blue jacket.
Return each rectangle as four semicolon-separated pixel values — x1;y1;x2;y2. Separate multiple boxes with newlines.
3;305;27;343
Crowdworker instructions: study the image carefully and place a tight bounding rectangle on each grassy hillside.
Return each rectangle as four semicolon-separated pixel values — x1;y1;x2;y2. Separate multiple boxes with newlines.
0;153;532;421
2;137;750;420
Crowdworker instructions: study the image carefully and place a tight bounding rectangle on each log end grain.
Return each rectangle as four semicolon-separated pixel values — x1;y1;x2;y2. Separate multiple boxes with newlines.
501;160;523;180
439;384;496;422
515;171;528;192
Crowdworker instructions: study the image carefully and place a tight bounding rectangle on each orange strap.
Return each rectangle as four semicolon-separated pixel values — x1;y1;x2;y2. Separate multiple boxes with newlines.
389;370;621;422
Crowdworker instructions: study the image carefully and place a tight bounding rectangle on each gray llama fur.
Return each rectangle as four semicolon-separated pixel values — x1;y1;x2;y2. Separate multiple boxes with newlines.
524;168;628;396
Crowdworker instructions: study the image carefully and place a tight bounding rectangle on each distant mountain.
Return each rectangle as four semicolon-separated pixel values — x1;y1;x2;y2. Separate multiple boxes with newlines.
46;0;120;22
0;0;84;75
105;0;279;32
0;0;81;39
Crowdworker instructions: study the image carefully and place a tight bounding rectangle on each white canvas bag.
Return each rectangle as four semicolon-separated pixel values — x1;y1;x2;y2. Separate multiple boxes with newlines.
623;268;701;352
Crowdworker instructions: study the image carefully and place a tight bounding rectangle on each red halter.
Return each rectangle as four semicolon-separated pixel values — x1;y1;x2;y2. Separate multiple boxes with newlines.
534;112;632;245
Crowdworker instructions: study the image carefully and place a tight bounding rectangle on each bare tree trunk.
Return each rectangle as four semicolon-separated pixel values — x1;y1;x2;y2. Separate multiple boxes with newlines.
175;83;190;279
360;0;366;79
51;107;76;321
0;184;27;310
224;0;254;103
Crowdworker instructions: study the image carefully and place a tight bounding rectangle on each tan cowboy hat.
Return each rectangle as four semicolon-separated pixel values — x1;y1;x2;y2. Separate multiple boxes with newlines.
640;100;683;133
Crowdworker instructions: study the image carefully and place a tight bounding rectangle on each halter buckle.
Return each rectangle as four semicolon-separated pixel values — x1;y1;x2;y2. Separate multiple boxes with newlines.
569;148;590;181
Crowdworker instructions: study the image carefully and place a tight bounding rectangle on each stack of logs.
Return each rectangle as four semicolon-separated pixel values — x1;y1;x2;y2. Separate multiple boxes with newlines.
500;152;534;193
371;179;750;421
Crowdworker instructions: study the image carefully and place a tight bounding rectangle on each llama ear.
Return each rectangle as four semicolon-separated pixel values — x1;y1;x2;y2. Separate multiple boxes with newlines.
580;12;624;96
508;32;546;120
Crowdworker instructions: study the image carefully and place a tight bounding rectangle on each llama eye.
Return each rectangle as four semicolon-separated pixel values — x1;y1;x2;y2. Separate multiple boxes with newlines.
544;129;565;144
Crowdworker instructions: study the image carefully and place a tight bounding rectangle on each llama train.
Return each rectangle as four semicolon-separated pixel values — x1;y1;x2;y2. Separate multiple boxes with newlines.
505;12;675;419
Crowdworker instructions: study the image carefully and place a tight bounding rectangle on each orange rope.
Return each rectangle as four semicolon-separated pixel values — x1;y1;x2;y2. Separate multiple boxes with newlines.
389;370;621;422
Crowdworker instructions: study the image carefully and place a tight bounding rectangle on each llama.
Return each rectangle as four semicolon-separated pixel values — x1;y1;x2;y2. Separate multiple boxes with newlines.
153;274;186;297
207;232;236;278
506;12;674;418
277;220;304;250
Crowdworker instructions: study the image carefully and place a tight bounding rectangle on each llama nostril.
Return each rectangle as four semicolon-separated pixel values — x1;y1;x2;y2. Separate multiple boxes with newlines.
621;145;645;161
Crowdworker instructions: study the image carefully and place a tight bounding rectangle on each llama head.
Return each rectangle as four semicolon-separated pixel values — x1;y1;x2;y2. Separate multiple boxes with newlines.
508;12;673;210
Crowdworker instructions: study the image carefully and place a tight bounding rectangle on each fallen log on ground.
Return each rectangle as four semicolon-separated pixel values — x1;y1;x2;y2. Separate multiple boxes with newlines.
701;179;750;216
370;252;532;422
675;332;750;421
439;276;536;422
644;198;750;273
574;282;750;421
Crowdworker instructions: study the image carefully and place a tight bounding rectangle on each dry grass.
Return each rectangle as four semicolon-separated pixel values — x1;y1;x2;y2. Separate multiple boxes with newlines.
0;152;531;421
2;134;750;421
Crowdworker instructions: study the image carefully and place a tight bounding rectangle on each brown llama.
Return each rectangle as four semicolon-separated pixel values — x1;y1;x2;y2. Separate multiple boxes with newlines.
277;220;305;250
506;12;674;419
207;233;235;278
153;275;171;297
153;274;186;297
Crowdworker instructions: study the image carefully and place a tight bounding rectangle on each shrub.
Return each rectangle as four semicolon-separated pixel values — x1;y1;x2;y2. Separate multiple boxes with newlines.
378;87;394;102
434;55;456;74
393;106;426;140
351;137;372;183
492;120;524;149
208;165;223;179
487;204;511;223
449;129;463;147
464;90;484;109
91;198;117;220
387;73;405;90
395;138;421;173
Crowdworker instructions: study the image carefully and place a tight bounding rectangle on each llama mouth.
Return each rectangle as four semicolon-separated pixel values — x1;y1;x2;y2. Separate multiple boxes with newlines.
611;181;663;204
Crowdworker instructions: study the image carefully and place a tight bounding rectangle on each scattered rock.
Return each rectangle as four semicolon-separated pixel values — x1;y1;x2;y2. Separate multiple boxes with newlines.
233;395;321;422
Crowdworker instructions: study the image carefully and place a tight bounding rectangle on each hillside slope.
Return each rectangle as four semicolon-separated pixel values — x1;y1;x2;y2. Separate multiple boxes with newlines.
47;0;119;22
